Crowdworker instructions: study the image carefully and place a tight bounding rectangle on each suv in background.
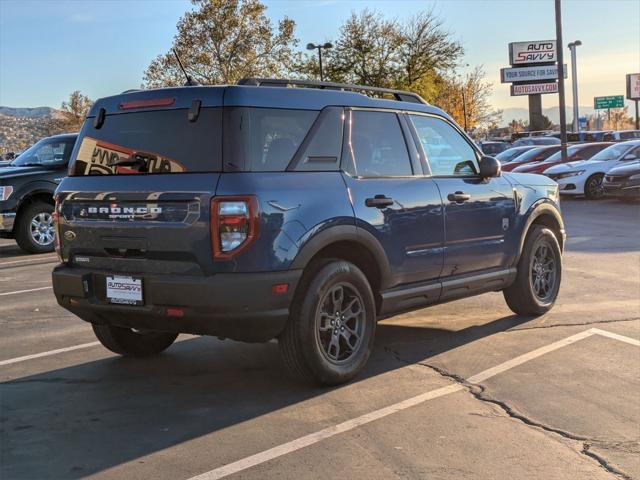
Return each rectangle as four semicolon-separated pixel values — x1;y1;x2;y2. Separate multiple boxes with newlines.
0;133;77;252
52;79;565;385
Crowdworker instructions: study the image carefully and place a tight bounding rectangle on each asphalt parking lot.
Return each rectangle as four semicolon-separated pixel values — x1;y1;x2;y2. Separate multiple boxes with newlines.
1;198;639;480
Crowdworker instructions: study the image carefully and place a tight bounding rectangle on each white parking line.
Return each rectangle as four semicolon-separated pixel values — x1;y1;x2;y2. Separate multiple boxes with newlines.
187;327;639;480
0;255;58;266
0;342;100;366
0;286;53;296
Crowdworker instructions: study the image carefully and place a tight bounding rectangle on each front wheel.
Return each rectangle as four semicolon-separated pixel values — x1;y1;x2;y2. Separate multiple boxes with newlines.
584;173;604;199
92;324;178;357
279;260;376;385
503;226;562;316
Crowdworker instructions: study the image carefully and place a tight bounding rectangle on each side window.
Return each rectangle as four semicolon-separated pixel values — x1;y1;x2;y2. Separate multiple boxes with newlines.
345;110;413;177
292;107;343;171
409;114;479;176
224;108;318;172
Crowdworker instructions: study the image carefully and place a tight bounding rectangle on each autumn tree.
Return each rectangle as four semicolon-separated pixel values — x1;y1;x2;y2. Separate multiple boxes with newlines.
431;67;502;131
60;90;93;131
143;0;297;87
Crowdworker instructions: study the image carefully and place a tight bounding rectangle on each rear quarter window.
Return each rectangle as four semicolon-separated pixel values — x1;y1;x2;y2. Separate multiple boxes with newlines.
223;108;318;172
70;108;222;175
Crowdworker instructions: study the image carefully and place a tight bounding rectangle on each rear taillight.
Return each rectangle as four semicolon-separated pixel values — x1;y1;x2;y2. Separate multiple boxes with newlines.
211;196;259;260
53;195;63;262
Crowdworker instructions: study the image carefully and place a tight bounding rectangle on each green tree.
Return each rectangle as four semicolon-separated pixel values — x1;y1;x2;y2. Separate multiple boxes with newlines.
296;9;462;93
143;0;297;87
61;90;93;131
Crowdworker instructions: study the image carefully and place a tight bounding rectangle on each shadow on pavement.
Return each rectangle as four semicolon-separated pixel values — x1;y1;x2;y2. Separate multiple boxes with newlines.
0;313;532;479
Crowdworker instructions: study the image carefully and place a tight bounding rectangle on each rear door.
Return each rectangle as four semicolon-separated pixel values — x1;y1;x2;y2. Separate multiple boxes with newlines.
407;113;516;278
342;109;444;288
57;92;223;275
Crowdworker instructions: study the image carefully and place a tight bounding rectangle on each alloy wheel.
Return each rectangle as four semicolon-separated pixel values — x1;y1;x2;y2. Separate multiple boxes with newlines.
30;212;55;246
315;282;366;364
530;241;557;302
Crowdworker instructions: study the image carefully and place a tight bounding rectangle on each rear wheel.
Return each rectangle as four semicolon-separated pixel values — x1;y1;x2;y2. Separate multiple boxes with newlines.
584;173;604;199
15;201;55;253
279;260;376;385
503;226;562;316
92;324;178;357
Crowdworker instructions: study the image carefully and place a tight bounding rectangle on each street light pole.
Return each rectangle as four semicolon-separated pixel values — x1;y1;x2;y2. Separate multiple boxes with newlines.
568;40;582;132
555;0;568;163
306;42;333;82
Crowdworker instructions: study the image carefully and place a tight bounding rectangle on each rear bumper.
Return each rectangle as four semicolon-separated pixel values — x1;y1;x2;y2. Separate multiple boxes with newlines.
52;266;302;342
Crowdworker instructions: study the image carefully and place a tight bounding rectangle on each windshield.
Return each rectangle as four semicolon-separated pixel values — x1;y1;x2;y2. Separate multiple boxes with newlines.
11;137;76;167
619;131;640;140
496;147;532;163
544;146;582;163
587;143;634;162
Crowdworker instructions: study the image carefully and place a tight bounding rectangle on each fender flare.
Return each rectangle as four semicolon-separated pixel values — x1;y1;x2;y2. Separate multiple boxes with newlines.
515;201;565;264
291;225;393;289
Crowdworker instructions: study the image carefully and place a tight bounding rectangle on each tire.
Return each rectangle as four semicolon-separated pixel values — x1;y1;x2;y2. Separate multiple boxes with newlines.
279;260;376;385
92;323;178;357
503;226;562;316
584;173;604;200
15;200;56;253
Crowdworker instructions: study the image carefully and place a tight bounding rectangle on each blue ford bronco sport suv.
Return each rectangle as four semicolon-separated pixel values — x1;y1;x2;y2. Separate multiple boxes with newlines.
51;78;565;385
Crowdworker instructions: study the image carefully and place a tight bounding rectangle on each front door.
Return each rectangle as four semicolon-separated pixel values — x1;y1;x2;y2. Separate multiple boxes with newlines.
342;109;444;287
407;113;516;277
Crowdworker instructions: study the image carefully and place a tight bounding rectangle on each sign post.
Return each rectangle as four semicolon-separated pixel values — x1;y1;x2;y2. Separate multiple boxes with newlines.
554;0;568;162
626;73;640;129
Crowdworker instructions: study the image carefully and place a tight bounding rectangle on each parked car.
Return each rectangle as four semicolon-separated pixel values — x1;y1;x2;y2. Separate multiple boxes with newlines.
544;140;640;199
501;145;562;172
512;143;613;175
0;133;77;252
512;136;560;147
479;141;510;156
603;130;640;142
51;79;565;385
495;146;537;164
602;161;640;199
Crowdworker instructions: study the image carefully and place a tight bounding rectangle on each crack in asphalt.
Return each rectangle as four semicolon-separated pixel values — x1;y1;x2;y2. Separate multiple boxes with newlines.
506;317;640;332
383;345;634;480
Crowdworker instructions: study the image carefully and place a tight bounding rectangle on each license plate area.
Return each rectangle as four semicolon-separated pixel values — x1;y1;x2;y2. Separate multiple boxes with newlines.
106;275;143;305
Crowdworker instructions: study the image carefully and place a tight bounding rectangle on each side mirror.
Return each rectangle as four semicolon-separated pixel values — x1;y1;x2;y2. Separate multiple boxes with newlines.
623;153;637;161
479;155;501;178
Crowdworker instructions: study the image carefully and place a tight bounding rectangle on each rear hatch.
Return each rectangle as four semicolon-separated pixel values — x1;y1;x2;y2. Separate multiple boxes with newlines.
56;88;224;275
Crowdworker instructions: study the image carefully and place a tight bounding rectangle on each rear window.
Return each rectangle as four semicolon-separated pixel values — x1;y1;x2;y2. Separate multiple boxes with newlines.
224;107;318;171
70;108;222;175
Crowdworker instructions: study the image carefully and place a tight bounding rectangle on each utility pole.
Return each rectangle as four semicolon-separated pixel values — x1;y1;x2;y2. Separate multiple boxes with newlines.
568;40;582;132
555;0;568;162
306;42;333;82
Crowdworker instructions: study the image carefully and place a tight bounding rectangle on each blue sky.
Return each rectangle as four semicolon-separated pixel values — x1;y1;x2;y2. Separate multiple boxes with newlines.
1;0;639;112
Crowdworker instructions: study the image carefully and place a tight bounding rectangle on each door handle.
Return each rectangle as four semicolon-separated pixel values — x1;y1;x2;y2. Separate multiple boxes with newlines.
365;195;394;208
447;191;471;203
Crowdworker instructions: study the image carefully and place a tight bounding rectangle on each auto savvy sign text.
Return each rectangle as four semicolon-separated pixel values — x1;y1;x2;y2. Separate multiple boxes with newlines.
509;40;557;65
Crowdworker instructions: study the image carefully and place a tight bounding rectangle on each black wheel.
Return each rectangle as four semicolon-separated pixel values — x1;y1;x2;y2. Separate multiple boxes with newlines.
92;323;178;357
279;260;376;385
584;173;604;199
15;201;56;253
503;226;562;316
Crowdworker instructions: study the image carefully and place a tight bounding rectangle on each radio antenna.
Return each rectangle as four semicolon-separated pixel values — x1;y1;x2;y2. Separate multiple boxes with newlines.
173;49;198;86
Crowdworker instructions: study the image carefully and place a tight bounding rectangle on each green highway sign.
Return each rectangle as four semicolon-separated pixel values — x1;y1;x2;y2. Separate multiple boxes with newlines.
594;95;624;110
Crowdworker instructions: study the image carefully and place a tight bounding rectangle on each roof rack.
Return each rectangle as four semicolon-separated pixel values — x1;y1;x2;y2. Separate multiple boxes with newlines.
237;78;428;105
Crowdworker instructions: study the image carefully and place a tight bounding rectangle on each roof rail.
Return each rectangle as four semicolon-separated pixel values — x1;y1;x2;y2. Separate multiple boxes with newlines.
237;78;428;105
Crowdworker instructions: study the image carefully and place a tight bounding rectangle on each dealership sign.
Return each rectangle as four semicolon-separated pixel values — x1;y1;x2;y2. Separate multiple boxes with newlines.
627;73;640;100
511;83;559;96
501;65;567;83
509;40;557;65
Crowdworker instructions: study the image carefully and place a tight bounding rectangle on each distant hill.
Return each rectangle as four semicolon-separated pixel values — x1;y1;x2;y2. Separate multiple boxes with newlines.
500;106;597;126
0;106;66;120
0;106;69;153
